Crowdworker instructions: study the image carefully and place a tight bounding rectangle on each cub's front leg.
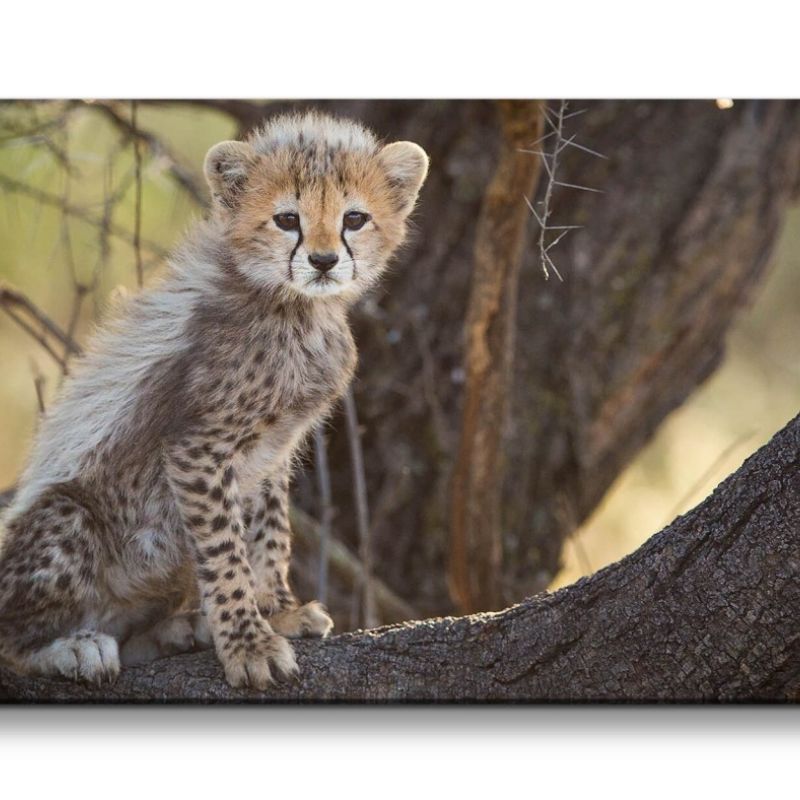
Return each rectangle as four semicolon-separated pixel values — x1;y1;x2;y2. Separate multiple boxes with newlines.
245;473;333;639
166;434;297;689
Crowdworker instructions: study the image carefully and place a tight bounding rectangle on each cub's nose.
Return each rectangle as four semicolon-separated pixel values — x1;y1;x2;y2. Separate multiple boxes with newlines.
308;252;339;273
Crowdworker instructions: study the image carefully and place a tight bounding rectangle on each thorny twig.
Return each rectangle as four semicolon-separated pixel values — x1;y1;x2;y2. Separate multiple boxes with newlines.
522;100;607;281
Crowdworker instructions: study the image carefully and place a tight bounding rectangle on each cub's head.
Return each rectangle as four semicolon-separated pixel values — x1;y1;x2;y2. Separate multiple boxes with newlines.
204;112;428;301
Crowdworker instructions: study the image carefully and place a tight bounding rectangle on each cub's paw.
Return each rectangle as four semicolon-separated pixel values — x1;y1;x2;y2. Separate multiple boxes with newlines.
154;612;200;655
120;612;201;666
268;601;334;639
190;610;213;649
218;622;298;691
31;631;120;685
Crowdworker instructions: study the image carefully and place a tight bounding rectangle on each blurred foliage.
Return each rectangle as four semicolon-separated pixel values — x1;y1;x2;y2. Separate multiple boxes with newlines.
0;100;235;485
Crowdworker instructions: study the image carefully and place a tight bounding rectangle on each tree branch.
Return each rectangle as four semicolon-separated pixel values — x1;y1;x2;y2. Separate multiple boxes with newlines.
0;172;167;258
0;286;81;356
290;508;417;624
88;101;206;206
4;412;798;702
0;285;83;371
449;100;544;612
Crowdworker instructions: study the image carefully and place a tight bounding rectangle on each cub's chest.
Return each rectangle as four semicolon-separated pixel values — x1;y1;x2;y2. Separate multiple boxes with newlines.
233;328;355;493
239;319;356;417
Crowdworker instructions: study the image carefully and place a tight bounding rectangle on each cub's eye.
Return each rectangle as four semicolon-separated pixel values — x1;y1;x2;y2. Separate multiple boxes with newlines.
273;213;300;231
343;211;370;231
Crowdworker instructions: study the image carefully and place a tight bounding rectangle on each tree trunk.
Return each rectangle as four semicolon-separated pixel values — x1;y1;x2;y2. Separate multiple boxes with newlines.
3;411;799;702
449;100;543;613
236;99;799;617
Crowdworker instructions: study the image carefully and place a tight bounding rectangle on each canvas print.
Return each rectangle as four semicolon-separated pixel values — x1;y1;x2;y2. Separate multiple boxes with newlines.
0;99;798;703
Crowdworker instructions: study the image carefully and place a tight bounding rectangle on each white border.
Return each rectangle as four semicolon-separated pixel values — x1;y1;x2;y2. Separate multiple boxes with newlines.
0;707;798;799
3;0;799;98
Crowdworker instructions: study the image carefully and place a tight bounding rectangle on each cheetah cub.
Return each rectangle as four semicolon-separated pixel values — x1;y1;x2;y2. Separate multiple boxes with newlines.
0;112;428;690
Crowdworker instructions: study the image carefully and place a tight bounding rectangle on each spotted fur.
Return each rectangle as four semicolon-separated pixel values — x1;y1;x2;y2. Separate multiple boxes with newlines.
0;112;428;689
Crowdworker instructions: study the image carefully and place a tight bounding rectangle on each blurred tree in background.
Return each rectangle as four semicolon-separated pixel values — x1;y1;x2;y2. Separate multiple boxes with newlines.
1;99;799;633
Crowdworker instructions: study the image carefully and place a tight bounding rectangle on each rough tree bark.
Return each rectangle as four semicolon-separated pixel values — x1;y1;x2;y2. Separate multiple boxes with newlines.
3;411;799;703
449;100;543;613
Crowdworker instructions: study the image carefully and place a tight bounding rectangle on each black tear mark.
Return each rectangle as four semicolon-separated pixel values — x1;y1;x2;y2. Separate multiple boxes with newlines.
288;227;304;283
340;230;357;280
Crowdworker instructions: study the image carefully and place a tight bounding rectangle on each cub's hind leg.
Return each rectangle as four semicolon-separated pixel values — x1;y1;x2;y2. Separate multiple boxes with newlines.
0;485;120;684
267;602;335;639
245;476;333;640
119;609;212;666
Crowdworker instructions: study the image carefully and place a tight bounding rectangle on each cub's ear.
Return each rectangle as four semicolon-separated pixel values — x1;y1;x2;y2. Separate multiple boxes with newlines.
378;141;429;215
204;140;256;207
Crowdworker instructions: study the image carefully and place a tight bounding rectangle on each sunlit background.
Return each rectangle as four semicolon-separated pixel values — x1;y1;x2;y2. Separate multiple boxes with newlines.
1;101;798;594
553;206;800;588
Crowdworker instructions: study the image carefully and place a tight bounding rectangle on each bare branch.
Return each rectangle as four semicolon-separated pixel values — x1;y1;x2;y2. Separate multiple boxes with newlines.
142;99;267;127
131;101;144;289
0;172;167;258
313;426;334;606
291;508;417;624
87;101;206;206
61;289;85;370
343;387;378;629
29;359;47;415
660;430;758;528
0;286;83;371
53;126;90;374
410;311;454;454
1;305;68;371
